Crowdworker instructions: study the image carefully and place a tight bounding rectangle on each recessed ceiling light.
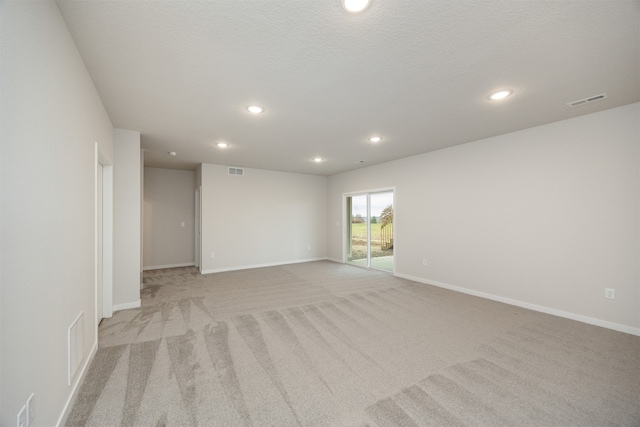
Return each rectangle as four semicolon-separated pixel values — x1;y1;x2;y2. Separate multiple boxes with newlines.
369;136;382;143
216;142;229;148
168;151;177;156
489;90;513;100
313;157;323;163
342;0;371;13
246;105;264;114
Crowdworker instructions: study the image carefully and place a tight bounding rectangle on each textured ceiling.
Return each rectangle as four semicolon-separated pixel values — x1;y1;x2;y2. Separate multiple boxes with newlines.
57;0;640;175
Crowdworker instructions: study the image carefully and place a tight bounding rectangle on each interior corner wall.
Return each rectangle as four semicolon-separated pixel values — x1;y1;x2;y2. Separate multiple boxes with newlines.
143;167;196;269
327;103;640;334
200;164;328;273
0;2;114;425
113;129;141;309
195;163;202;188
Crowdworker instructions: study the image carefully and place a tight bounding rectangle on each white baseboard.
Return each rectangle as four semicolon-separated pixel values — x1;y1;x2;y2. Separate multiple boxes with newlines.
56;340;98;427
201;257;327;275
325;257;343;264
113;299;141;312
394;272;640;337
143;262;195;271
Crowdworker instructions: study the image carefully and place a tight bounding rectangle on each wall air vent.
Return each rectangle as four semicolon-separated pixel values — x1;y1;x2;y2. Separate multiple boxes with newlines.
68;312;84;386
228;167;244;176
567;93;607;107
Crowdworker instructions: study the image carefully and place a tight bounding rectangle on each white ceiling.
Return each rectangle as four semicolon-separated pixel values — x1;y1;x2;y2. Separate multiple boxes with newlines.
57;0;639;176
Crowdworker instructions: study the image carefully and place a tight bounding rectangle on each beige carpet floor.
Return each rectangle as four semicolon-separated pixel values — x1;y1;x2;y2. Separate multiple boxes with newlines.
65;261;640;426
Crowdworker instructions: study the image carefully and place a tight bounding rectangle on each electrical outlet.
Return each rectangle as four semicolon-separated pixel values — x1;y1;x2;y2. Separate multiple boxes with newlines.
26;393;34;426
307;245;311;251
210;252;215;259
17;405;26;427
605;288;615;299
422;259;428;266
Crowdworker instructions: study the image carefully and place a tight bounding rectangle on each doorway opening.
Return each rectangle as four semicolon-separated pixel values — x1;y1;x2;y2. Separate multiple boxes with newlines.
96;144;113;332
345;190;394;272
195;186;202;271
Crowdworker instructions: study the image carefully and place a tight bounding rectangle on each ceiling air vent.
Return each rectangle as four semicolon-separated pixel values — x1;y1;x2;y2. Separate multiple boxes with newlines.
567;93;607;107
228;167;244;176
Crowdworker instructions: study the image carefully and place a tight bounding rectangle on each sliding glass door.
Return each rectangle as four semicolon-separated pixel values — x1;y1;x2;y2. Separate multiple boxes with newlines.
346;190;394;272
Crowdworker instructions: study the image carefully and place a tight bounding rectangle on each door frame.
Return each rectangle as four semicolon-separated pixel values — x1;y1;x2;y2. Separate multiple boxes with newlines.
195;186;202;271
95;144;114;332
342;187;396;272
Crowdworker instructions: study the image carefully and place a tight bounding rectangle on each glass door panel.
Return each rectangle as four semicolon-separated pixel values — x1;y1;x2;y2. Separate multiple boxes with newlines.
346;191;394;272
347;194;368;266
370;192;394;271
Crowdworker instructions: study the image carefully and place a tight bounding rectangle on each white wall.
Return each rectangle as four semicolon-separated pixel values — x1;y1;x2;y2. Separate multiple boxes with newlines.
195;164;202;188
143;167;195;269
328;103;640;335
0;2;114;425
200;164;327;273
113;129;141;309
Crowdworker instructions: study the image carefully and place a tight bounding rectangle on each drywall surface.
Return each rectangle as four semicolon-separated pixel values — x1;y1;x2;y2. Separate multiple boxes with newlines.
113;129;141;308
328;103;640;333
195;163;202;188
200;164;327;272
0;2;114;425
143;167;195;269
